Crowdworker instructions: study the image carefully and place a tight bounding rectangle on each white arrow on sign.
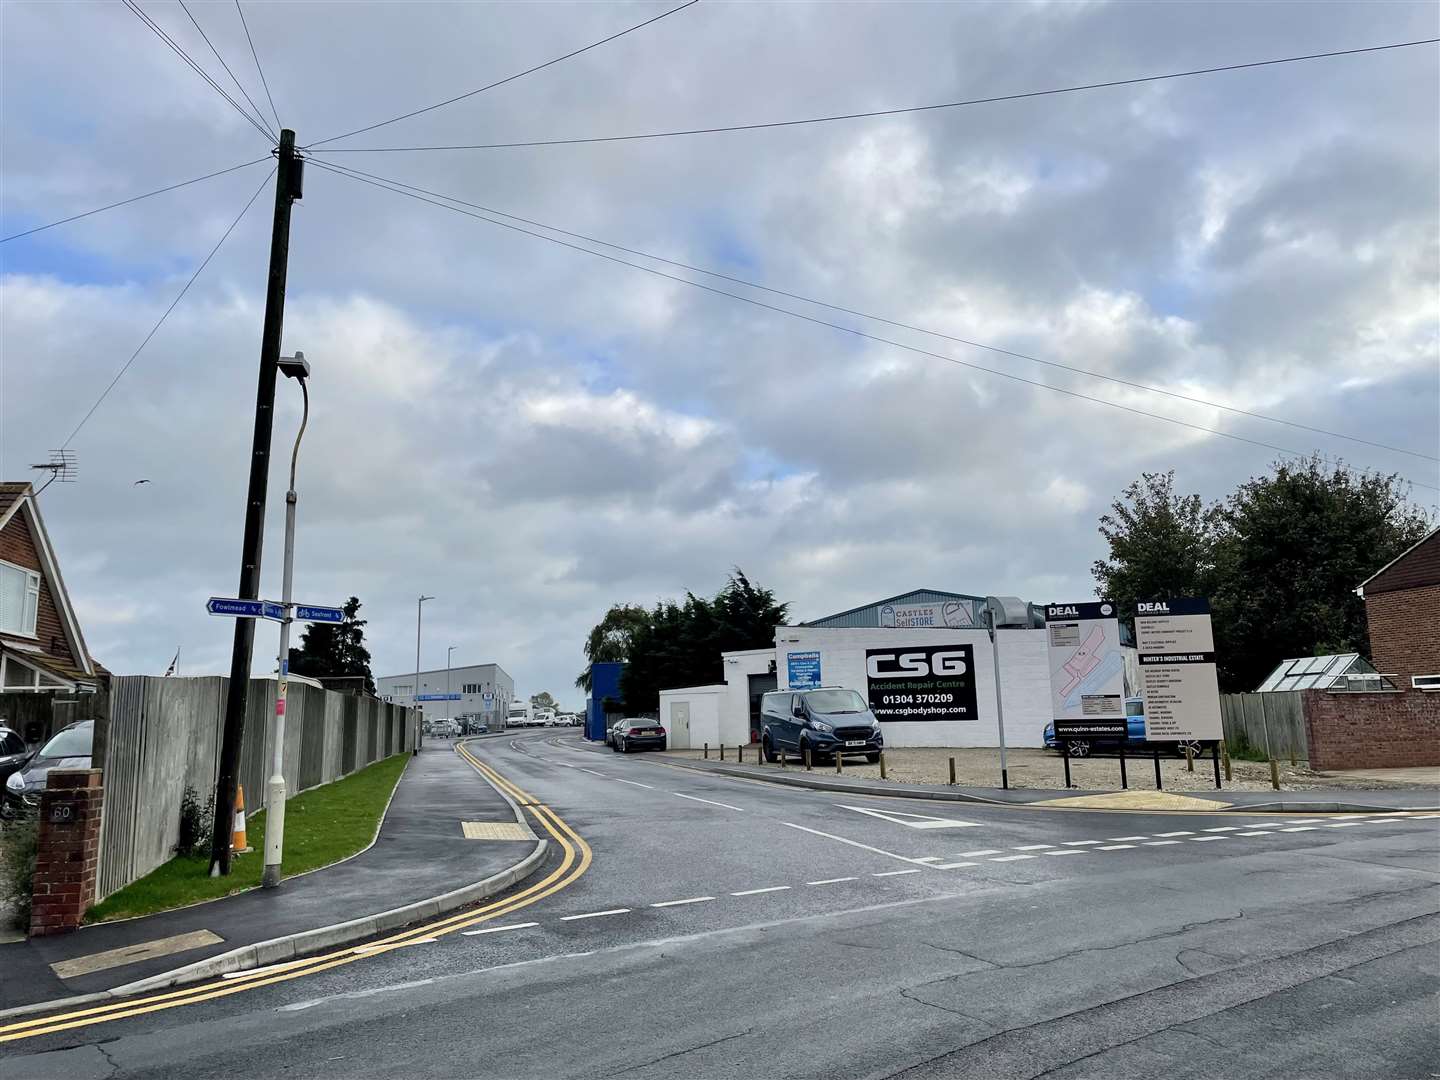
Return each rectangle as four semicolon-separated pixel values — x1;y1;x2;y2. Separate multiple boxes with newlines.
837;805;982;830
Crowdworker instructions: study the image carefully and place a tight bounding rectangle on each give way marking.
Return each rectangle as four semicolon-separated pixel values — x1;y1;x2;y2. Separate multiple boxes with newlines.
838;805;983;830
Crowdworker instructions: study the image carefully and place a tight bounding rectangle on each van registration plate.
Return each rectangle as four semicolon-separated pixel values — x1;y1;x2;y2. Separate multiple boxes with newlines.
844;740;865;748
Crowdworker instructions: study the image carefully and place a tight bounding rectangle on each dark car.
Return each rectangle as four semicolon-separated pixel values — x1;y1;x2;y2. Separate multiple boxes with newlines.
3;719;93;817
760;687;883;764
0;726;31;792
611;720;666;753
1043;697;1206;758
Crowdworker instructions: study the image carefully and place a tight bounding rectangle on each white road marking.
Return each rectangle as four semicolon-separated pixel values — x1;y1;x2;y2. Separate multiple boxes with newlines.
221;958;318;979
673;792;746;811
1202;826;1239;832
955;849;1002;857
1237;831;1274;836
1043;849;1085;856
913;856;944;863
1189;836;1226;842
1014;844;1053;850
1097;844;1136;850
1280;826;1318;832
989;854;1036;862
806;877;858;886
561;909;630;922
652;896;716;908
1107;836;1147;842
612;778;654;789
1406;813;1439;819
1155;831;1194;837
780;822;928;866
932;861;979;869
1325;822;1363;828
1284;819;1322;825
873;869;922;877
353;937;437;953
577;769;609;777
462;922;540;936
1061;840;1102;846
1143;840;1183;846
732;886;792;896
837;805;982;830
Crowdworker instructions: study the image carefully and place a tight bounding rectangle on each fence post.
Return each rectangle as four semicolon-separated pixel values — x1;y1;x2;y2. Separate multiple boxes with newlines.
948;756;956;786
1185;744;1194;772
1119;743;1128;790
835;749;843;775
719;743;725;761
1211;742;1222;789
1153;747;1163;790
804;746;811;771
1269;757;1280;790
1062;742;1073;789
703;743;708;759
738;744;744;763
879;752;887;780
1221;741;1232;782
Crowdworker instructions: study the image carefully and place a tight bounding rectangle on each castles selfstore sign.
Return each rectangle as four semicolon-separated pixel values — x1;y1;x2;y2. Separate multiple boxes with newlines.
1135;597;1223;742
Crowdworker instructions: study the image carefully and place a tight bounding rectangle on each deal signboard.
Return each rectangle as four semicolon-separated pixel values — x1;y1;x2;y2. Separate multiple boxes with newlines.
864;645;979;722
1135;597;1223;742
1045;601;1126;739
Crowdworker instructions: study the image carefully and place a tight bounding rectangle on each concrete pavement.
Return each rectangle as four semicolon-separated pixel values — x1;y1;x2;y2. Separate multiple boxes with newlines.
2;730;1435;1078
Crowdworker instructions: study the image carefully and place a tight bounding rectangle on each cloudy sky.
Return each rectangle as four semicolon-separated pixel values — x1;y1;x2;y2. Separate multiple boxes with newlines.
2;0;1436;708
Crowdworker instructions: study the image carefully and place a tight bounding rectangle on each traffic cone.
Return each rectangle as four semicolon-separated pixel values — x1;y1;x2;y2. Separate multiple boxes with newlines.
231;784;252;854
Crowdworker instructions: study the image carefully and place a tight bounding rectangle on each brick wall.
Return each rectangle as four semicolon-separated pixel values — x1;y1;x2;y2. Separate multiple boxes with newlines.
29;769;104;936
0;512;75;665
1365;584;1440;689
1302;689;1440;770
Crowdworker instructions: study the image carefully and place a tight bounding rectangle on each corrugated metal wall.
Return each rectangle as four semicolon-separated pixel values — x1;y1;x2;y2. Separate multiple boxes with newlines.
96;677;415;902
804;590;988;628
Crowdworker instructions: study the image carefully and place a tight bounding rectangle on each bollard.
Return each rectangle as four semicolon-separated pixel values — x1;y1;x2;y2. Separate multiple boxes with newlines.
738;744;744;764
1119;743;1128;790
779;744;786;768
1221;741;1232;782
720;743;725;761
1153;747;1163;790
804;746;811;771
948;756;956;786
703;743;708;760
1270;757;1280;791
1289;743;1297;768
1062;741;1073;789
1185;744;1194;772
836;750;843;775
1211;742;1222;789
879;752;887;780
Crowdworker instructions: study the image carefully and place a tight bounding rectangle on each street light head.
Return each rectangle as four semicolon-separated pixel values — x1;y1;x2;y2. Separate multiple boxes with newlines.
278;351;310;380
419;594;435;603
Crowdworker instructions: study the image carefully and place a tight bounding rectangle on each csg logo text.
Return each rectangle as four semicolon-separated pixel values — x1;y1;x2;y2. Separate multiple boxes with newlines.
866;649;970;679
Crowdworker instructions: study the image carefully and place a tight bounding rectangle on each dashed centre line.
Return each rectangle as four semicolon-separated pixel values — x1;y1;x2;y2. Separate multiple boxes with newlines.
732;886;792;896
651;896;716;908
561;909;630;922
612;778;654;789
873;869;922;877
461;922;538;937
672;792;746;811
806;877;858;886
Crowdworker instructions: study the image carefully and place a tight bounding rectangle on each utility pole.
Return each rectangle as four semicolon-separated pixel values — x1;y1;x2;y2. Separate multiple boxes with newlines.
414;595;433;754
210;130;303;877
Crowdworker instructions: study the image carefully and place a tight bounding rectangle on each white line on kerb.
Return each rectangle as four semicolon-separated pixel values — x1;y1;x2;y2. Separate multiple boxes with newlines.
732;886;792;896
779;822;929;866
612;778;654;789
652;896;715;908
806;877;858;886
462;922;540;936
561;909;630;922
873;869;922;877
672;792;746;811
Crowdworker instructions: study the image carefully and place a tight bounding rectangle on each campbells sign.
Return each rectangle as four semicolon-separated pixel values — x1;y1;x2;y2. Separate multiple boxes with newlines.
864;645;979;722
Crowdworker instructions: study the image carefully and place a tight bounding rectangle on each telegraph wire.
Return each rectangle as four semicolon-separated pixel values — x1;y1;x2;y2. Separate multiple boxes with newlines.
236;0;283;133
309;160;1439;493
309;38;1440;154
314;158;1439;467
1;158;270;243
178;0;277;140
61;167;275;449
303;0;701;149
121;0;276;145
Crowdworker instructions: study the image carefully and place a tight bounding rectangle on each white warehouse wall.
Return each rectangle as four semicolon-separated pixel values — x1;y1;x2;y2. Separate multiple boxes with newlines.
773;626;1049;748
659;685;729;749
721;648;774;744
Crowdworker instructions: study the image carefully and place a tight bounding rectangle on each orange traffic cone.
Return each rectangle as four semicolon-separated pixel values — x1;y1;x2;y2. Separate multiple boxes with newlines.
231;784;252;854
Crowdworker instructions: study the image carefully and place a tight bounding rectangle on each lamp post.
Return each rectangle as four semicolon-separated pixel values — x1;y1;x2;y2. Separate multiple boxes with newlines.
262;351;310;890
414;595;433;753
447;645;457;722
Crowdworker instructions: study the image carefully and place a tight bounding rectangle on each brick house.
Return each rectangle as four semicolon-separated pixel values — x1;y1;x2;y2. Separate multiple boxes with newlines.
0;482;101;694
1358;527;1440;692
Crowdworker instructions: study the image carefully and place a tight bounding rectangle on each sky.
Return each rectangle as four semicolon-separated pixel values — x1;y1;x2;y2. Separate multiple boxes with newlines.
2;0;1437;711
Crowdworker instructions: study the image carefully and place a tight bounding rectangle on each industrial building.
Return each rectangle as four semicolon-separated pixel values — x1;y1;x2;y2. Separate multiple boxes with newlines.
378;662;514;728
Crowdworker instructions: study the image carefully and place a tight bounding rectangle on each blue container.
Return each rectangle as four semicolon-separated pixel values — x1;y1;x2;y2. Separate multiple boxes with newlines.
584;662;626;741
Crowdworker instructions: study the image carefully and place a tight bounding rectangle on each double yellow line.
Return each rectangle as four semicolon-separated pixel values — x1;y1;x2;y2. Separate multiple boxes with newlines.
0;742;589;1044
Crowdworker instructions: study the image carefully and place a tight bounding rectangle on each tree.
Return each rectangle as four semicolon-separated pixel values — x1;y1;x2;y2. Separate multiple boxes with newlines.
575;604;652;690
288;596;375;694
1091;470;1221;627
530;691;556;711
1210;457;1431;692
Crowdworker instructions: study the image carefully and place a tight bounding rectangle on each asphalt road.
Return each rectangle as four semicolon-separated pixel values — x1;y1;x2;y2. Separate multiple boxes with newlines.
3;731;1437;1079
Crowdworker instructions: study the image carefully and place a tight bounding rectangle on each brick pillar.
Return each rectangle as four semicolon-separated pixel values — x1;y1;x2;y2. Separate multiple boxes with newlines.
29;768;103;937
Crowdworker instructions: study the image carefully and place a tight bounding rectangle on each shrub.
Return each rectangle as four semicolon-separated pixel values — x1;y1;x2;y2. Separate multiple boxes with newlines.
0;818;39;930
177;785;214;857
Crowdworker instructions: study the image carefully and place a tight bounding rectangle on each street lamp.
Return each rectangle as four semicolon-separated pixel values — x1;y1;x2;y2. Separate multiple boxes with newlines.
263;352;309;890
447;645;457;722
415;595;433;754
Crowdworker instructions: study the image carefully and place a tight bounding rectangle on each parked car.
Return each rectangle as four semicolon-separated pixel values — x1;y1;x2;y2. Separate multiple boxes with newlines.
1043;697;1206;758
610;719;666;754
3;719;92;818
604;719;626;748
760;687;883;764
0;726;31;793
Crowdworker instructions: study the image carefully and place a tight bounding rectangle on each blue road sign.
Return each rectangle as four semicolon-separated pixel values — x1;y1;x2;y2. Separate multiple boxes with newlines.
416;693;462;702
295;604;344;623
207;597;267;619
262;601;286;621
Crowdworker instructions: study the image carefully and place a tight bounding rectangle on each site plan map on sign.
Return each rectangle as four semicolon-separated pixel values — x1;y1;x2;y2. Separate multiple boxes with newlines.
1044;601;1126;737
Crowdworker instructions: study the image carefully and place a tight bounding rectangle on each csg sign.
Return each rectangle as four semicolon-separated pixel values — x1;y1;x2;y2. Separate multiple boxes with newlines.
865;644;978;723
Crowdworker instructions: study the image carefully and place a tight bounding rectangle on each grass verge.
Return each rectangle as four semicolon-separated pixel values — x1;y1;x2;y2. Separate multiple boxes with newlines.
85;753;409;923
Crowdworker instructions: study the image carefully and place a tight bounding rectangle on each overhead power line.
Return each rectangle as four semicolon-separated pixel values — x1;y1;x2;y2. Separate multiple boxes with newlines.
121;0;276;145
315;159;1438;466
236;0;283;133
177;0;276;140
309;161;1439;494
1;157;270;243
62;167;274;449
304;0;701;149
310;38;1440;154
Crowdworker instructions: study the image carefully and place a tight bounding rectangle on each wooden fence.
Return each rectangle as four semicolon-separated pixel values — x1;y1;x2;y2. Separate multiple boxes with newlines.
1220;691;1307;761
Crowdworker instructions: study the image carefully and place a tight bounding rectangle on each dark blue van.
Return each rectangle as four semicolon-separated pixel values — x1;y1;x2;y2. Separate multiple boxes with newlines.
760;687;883;764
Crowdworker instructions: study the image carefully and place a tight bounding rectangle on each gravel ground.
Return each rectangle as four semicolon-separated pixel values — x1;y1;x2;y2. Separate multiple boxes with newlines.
661;745;1433;793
